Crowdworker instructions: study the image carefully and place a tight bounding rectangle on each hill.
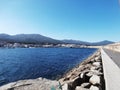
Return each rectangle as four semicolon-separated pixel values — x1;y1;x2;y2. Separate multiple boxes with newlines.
62;39;114;46
0;34;62;44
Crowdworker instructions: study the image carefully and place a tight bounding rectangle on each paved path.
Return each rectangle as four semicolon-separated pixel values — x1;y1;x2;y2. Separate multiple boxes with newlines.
101;48;120;90
103;49;120;68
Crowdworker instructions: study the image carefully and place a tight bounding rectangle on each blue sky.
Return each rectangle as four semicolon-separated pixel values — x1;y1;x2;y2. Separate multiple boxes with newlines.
0;0;120;42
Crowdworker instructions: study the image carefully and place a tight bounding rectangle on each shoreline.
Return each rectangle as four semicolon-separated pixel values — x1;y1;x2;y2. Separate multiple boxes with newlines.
59;49;105;90
59;50;98;79
0;49;105;90
56;49;98;80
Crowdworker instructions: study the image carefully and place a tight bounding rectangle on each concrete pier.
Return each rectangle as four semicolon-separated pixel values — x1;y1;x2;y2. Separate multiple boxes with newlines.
101;48;120;90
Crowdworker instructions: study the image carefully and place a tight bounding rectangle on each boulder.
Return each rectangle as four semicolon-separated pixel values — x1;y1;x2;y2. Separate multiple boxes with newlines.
86;70;103;77
89;75;101;85
80;70;89;79
95;56;101;61
80;73;85;79
81;83;91;88
80;72;90;82
95;52;101;56
90;85;102;90
90;66;99;71
62;83;68;90
93;62;101;67
86;72;93;77
97;59;101;62
90;70;103;76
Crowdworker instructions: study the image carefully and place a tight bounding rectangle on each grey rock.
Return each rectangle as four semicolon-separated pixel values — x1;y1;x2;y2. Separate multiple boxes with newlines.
86;72;93;77
90;66;98;71
81;83;91;88
89;75;101;85
0;78;60;90
75;86;89;90
62;83;68;90
86;70;103;77
90;70;103;76
90;85;102;90
93;62;101;67
95;56;101;61
90;66;102;71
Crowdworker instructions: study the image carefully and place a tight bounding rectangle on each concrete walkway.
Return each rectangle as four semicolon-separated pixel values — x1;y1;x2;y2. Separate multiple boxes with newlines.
101;48;120;90
103;49;120;68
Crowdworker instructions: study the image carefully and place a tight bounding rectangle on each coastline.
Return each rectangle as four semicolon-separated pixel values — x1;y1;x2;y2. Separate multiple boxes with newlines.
0;49;105;90
59;49;105;90
56;49;98;80
59;49;99;80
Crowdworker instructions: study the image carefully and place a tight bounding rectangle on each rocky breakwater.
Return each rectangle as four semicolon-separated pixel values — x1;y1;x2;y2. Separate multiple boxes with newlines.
59;50;105;90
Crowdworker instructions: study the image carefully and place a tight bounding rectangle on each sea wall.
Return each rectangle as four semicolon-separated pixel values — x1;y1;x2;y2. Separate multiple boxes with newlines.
59;50;105;90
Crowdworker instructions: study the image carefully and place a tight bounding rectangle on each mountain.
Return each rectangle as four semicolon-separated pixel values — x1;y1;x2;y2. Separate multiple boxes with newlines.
62;39;114;46
0;34;115;45
90;40;115;46
62;39;90;45
0;34;62;44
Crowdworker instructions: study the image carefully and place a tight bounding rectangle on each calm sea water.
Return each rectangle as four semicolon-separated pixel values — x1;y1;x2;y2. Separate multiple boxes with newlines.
0;48;96;86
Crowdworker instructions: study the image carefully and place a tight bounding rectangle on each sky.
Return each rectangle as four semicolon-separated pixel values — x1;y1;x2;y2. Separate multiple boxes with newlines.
0;0;120;42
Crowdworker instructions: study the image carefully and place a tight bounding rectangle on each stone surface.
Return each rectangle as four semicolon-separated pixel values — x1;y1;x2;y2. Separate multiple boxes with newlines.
59;50;104;90
90;70;103;76
0;78;60;90
89;75;101;85
81;83;91;88
62;83;68;90
90;85;101;90
75;86;89;90
93;62;101;67
95;56;101;61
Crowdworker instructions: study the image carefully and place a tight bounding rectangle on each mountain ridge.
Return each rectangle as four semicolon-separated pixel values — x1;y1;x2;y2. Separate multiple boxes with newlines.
0;34;115;45
62;39;114;45
0;33;62;44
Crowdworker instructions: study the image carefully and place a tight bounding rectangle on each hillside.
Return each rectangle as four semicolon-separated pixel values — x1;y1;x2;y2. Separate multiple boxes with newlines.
0;34;62;44
62;39;114;46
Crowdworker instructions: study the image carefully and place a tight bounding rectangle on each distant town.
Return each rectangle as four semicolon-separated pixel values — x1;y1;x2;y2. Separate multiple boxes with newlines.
0;42;89;48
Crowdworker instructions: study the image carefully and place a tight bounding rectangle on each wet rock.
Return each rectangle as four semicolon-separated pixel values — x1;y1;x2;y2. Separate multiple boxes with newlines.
89;75;101;85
